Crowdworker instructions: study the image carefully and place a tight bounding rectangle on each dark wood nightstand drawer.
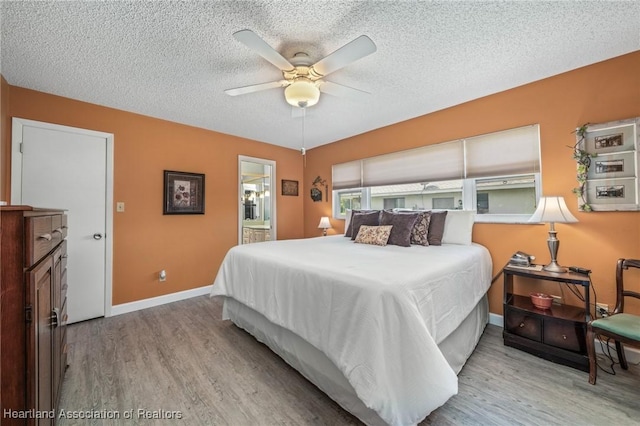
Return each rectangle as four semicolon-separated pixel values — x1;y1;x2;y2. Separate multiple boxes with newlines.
543;318;586;353
505;307;542;342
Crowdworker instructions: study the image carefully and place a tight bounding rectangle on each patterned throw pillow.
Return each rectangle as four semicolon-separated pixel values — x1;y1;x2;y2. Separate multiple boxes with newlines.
354;225;393;246
410;211;432;246
350;211;381;241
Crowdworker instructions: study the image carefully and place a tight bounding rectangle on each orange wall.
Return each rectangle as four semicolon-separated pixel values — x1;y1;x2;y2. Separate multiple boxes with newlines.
304;51;640;316
5;87;305;305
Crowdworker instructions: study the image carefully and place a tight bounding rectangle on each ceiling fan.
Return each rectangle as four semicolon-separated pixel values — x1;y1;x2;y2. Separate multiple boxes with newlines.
225;30;377;109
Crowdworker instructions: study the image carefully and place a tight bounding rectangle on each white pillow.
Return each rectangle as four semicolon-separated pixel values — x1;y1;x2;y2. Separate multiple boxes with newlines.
441;210;475;245
343;209;353;235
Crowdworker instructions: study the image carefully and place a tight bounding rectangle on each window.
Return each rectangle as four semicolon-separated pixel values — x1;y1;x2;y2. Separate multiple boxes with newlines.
476;193;489;213
335;190;363;216
433;197;455;209
332;125;541;223
475;175;537;215
382;197;405;209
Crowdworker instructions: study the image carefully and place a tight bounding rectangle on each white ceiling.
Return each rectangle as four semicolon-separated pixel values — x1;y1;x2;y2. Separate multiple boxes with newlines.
1;1;638;150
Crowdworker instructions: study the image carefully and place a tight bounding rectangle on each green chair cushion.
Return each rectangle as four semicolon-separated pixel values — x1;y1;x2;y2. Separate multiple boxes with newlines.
592;313;640;341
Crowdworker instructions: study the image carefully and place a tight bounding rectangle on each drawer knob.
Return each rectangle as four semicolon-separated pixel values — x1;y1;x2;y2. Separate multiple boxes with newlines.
38;233;52;241
519;322;525;328
50;308;60;327
562;334;567;340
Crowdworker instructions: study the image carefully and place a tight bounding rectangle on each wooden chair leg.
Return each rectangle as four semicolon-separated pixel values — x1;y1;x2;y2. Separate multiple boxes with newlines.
615;340;628;370
586;326;597;385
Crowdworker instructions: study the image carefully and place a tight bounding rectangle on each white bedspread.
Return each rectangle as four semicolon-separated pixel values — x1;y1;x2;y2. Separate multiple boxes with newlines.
210;236;492;426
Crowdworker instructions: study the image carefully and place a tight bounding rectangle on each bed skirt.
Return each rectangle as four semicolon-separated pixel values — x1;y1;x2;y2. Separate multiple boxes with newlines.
222;294;489;426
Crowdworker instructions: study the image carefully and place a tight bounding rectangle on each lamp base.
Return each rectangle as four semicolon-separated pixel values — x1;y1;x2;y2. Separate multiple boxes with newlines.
543;261;567;273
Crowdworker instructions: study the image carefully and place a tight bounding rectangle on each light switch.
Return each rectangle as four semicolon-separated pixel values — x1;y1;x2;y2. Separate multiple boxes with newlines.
116;202;125;212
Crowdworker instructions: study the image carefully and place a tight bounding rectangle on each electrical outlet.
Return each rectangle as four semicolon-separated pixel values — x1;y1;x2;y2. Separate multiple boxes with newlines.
550;295;563;305
596;303;609;317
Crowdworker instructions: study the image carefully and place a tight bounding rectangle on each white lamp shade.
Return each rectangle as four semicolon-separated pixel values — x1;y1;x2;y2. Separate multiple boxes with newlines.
528;196;578;224
318;216;331;229
285;78;320;108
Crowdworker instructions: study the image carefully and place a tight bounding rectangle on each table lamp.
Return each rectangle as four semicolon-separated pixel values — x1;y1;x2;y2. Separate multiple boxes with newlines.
318;216;331;236
528;196;578;272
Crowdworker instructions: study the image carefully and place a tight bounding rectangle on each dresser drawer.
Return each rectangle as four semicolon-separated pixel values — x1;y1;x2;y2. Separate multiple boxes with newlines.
505;307;542;342
543;318;586;353
26;216;53;267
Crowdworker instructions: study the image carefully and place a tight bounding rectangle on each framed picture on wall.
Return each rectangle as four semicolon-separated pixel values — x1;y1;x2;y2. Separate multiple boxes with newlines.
282;179;299;196
577;117;639;211
163;170;205;214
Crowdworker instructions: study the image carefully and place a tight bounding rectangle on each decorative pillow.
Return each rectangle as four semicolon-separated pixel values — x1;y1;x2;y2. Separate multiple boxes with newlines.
354;225;393;246
350;211;381;240
409;211;432;246
441;210;475;245
345;209;378;237
379;210;419;247
427;210;448;246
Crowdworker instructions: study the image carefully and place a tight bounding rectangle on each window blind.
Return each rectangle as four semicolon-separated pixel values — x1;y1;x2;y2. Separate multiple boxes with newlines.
332;124;540;190
362;140;464;187
465;125;540;178
332;160;362;190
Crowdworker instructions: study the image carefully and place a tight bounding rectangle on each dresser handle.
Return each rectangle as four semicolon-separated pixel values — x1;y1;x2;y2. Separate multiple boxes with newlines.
562;335;567;340
53;228;63;234
38;233;52;241
519;322;525;328
51;308;60;327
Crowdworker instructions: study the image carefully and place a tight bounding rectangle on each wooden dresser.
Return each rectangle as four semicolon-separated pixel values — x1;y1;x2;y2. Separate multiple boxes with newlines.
1;206;69;425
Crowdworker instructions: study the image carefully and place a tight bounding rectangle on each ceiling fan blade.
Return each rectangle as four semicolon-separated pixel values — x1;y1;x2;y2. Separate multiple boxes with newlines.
225;80;288;96
310;35;376;77
318;80;370;100
233;29;295;72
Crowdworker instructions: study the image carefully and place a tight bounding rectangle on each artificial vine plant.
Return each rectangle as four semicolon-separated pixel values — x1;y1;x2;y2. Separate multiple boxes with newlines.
571;123;596;212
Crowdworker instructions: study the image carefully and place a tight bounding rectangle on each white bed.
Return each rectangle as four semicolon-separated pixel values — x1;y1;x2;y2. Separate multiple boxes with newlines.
210;235;492;426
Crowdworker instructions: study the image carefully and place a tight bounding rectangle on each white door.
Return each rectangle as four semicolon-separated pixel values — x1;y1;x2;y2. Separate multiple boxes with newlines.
12;118;113;323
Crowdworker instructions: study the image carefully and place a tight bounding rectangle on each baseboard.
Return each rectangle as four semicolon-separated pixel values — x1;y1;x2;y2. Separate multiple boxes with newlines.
489;312;503;327
110;285;213;317
488;312;640;364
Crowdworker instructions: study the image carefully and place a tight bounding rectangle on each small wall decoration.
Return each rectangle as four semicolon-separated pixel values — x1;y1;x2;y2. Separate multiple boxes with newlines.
282;179;299;196
573;117;639;211
311;176;327;202
163;170;205;214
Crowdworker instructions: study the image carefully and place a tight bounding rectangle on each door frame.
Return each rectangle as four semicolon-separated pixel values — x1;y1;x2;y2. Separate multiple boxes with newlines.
238;155;277;245
11;117;115;317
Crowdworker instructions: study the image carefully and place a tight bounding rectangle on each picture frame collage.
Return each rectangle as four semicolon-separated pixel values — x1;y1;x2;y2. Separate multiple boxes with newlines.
577;117;639;211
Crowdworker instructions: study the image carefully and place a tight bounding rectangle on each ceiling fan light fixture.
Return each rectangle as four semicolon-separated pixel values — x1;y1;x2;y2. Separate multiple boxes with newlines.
284;78;320;108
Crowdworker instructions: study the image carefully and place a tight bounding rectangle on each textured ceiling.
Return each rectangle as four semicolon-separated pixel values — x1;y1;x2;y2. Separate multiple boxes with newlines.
1;1;638;150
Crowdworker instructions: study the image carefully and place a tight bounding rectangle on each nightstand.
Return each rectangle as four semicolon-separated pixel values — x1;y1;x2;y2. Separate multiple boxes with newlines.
503;265;591;372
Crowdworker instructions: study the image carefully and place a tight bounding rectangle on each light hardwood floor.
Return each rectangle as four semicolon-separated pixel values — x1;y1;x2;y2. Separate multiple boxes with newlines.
58;296;639;426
